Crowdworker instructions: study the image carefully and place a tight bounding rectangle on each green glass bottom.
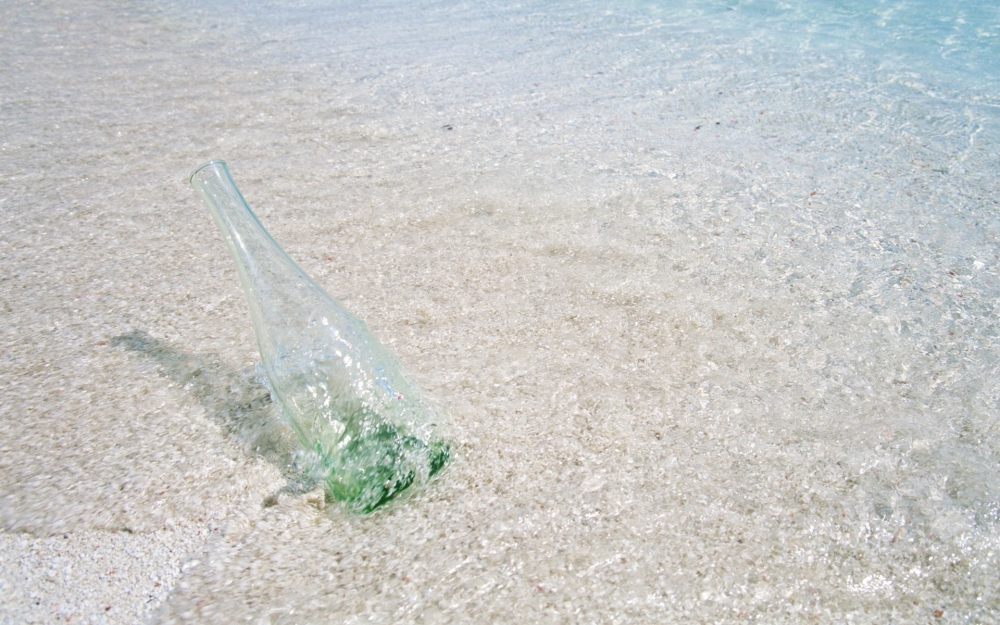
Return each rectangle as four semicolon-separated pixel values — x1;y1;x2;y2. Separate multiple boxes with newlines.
322;423;450;514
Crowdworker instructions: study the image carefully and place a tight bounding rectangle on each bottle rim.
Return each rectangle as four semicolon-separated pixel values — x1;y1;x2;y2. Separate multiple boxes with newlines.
189;160;228;184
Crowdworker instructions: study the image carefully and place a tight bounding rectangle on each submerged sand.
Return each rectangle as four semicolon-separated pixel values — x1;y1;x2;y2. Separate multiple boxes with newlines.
2;0;1000;623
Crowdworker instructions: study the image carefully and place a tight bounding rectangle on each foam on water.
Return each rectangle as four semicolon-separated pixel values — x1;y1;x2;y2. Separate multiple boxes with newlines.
1;0;999;622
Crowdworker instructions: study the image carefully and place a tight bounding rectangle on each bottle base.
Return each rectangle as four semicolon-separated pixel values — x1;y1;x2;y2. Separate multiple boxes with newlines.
323;423;450;514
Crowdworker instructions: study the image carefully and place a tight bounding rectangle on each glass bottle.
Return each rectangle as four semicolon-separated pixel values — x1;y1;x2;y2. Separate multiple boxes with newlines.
190;161;448;513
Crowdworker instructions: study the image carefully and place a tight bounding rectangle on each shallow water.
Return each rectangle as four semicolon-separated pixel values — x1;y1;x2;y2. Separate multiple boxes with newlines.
2;0;999;622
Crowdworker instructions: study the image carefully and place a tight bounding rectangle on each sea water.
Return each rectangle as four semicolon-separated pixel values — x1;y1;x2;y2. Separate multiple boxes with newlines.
164;0;1000;619
2;0;999;622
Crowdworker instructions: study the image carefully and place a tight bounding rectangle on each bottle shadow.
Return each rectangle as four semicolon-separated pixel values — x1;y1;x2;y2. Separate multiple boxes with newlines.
111;330;321;499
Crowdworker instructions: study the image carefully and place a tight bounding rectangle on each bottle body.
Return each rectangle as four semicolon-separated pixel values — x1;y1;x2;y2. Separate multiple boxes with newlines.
190;161;447;513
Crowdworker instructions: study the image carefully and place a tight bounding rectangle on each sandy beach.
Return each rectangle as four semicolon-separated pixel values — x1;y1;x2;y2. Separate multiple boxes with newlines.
3;0;1000;622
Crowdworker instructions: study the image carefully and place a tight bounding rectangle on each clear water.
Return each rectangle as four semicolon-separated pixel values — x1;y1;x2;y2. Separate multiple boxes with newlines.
2;0;999;621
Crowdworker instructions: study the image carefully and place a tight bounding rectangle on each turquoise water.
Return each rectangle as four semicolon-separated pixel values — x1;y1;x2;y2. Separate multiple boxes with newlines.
644;0;1000;83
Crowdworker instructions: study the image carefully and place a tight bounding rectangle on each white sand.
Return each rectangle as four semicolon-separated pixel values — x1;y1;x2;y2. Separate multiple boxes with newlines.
2;0;999;622
0;528;205;623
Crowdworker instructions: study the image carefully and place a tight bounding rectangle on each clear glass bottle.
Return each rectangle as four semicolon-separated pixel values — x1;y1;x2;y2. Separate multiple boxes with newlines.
190;161;448;513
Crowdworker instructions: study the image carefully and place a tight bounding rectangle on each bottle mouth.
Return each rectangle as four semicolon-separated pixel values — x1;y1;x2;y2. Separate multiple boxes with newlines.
189;160;227;184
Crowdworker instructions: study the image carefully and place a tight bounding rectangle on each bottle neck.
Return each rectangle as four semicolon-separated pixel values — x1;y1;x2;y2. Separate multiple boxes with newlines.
190;161;319;362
